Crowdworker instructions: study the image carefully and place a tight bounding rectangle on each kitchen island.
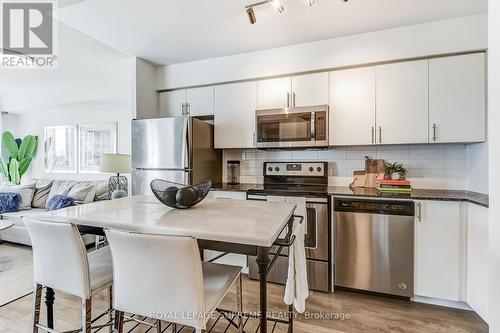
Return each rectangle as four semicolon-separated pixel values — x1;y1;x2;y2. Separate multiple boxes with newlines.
36;195;297;333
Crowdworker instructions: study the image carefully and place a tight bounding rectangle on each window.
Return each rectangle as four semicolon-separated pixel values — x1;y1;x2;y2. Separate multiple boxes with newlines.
79;123;117;173
45;125;77;173
44;122;118;173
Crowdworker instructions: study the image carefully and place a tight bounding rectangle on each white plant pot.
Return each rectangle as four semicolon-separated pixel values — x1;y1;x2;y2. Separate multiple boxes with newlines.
391;172;401;180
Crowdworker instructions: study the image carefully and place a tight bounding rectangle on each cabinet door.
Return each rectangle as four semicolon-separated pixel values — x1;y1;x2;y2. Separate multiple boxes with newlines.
158;90;186;117
291;72;329;107
186;86;214;116
257;77;291;109
330;67;376;145
414;200;462;301
376;60;429;144
467;203;489;323
214;81;257;149
429;53;486;143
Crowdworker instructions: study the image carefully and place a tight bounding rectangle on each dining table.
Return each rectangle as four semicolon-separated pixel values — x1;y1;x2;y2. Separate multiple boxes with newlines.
36;194;298;333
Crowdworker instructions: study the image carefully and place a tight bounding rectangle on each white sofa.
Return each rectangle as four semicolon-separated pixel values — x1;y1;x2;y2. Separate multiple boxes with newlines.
0;179;109;246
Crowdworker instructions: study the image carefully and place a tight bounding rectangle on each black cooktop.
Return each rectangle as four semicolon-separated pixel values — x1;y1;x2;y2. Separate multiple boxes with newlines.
247;183;328;197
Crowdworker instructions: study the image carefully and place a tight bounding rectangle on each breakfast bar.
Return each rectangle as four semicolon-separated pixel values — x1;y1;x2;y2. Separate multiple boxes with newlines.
36;195;297;333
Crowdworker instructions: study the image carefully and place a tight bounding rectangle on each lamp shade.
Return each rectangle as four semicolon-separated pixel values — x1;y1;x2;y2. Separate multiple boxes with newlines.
99;154;131;174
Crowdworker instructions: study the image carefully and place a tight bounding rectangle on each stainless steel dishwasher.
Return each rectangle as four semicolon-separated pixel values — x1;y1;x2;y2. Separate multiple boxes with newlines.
334;197;415;297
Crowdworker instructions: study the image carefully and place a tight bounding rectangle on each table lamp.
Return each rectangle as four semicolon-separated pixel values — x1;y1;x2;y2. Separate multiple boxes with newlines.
100;153;131;199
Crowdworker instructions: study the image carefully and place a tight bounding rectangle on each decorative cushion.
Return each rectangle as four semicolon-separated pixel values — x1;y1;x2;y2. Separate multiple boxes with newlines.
0;182;36;210
32;180;53;208
46;195;76;211
0;192;22;214
46;180;78;208
93;180;110;201
68;183;95;204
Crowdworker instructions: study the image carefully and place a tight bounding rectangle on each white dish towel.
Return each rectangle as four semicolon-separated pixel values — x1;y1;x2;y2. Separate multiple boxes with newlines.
284;220;309;313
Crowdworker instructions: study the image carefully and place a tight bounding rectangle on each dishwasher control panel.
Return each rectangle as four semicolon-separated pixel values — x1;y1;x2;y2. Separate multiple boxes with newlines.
334;198;415;216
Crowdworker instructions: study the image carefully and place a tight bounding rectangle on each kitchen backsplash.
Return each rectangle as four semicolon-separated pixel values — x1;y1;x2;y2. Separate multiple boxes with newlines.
223;143;489;194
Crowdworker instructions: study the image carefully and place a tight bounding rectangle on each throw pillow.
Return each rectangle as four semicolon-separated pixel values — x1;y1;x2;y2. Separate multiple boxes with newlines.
0;192;22;214
0;182;36;210
68;183;95;204
46;195;76;211
46;180;78;208
32;180;53;208
93;180;110;201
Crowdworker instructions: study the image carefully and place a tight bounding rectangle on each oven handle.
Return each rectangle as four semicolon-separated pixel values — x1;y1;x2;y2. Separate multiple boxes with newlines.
311;111;316;140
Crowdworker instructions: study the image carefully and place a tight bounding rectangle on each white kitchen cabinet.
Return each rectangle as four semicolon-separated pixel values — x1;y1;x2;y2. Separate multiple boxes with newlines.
185;86;215;116
429;53;486;143
414;200;464;301
376;60;429;144
158;86;214;117
158;90;186;117
291;72;329;107
205;190;248;273
466;203;489;323
330;67;376;145
257;77;291;109
214;81;257;149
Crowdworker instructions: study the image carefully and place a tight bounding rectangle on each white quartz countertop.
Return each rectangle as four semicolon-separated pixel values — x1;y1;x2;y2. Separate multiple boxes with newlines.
36;195;297;248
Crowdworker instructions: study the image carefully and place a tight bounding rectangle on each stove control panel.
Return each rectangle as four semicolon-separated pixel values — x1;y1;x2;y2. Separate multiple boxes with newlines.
264;162;327;177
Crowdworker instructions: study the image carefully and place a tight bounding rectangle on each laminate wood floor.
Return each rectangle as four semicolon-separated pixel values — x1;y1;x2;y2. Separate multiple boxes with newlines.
0;276;488;333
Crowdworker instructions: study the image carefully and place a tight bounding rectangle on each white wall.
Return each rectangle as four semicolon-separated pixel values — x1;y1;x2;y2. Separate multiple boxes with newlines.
135;58;159;119
156;14;487;90
467;143;489;194
489;0;500;331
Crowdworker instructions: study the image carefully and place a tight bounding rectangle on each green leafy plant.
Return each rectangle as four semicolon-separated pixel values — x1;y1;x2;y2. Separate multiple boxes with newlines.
384;162;408;178
0;131;38;185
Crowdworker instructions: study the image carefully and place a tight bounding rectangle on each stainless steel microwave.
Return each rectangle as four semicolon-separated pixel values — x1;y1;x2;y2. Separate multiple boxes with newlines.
255;105;328;148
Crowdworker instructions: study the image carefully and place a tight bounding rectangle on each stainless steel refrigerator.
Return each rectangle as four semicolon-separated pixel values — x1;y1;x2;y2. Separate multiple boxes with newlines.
131;117;222;195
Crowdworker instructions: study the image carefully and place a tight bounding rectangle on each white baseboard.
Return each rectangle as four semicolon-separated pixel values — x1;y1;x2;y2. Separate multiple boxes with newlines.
411;295;472;311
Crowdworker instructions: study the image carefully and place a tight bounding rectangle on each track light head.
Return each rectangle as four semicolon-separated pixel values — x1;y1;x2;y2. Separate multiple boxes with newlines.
247;7;256;24
308;0;315;6
273;0;284;13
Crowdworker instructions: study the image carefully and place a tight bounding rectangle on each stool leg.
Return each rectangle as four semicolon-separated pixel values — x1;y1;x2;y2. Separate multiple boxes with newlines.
156;319;161;333
31;284;42;333
108;286;113;333
236;274;243;333
114;310;124;333
82;298;91;333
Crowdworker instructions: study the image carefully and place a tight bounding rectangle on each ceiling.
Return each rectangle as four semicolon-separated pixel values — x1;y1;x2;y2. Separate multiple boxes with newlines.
57;0;487;65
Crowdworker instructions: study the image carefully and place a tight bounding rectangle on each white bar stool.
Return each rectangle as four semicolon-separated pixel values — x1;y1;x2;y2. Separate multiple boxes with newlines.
104;228;243;333
24;218;114;333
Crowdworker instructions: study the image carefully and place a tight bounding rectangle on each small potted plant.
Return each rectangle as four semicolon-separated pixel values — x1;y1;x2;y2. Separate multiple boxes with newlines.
384;162;408;180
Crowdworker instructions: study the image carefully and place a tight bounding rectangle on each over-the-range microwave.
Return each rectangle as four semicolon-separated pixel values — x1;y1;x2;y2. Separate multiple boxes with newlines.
255;105;328;149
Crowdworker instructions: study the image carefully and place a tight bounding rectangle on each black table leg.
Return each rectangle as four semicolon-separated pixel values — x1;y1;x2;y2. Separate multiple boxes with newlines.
256;247;270;333
45;287;55;329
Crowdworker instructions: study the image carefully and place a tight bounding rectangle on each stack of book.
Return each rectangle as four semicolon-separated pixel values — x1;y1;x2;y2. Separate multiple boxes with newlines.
376;179;412;194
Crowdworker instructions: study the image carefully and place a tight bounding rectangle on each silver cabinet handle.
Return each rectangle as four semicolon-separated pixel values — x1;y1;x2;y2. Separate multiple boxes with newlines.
187;103;191;115
181;103;185;116
417;202;422;222
371;126;375;144
287;92;290;108
379;126;382;144
253;132;256;146
432;123;437;142
292;92;296;107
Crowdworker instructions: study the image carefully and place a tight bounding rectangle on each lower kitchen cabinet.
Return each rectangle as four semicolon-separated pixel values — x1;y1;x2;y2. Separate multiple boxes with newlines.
466;203;489;323
414;200;465;301
205;190;248;272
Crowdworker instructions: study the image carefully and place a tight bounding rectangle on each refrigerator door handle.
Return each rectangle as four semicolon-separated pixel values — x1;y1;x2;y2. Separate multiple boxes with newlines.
181;118;189;170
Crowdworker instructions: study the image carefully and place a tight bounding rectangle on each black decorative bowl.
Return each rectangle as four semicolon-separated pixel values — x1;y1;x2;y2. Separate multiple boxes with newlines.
150;179;212;209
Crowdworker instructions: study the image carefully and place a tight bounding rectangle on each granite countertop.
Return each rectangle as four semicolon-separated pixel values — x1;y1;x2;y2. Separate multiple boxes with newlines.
328;186;489;208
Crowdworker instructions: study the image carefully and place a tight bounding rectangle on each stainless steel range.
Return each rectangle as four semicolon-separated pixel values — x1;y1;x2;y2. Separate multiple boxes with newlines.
247;161;331;292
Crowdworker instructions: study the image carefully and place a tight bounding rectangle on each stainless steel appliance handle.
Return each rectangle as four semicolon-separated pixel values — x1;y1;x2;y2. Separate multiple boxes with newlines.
287;92;290;108
186;103;191;115
311;111;316;140
417;202;422;222
371;126;375;144
181;119;189;170
379;126;382;144
181;103;185;116
292;92;296;107
432;123;437;142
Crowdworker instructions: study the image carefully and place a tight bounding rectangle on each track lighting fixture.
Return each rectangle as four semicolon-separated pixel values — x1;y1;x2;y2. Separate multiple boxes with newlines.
247;7;256;24
273;0;284;13
308;0;315;6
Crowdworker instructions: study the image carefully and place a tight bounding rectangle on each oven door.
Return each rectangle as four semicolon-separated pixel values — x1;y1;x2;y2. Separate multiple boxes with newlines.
255;106;328;148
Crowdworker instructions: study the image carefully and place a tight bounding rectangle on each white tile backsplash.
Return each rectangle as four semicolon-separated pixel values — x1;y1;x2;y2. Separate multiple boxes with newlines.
222;142;489;194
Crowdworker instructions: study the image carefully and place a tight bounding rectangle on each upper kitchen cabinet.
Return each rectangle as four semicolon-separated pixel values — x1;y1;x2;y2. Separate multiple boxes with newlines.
376;60;429;144
257;77;291;109
330;67;376;146
214;81;258;149
159;90;186;117
429;53;486;143
291;72;329;107
158;86;214;117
